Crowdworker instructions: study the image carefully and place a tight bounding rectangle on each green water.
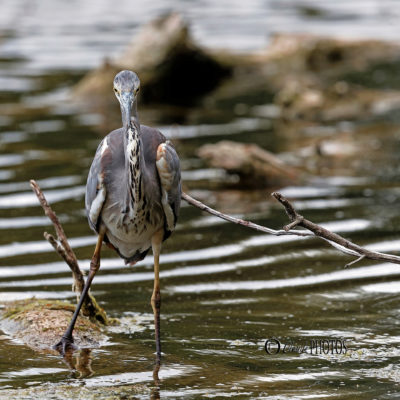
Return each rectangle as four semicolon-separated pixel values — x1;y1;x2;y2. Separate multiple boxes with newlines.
2;3;400;399
1;69;400;399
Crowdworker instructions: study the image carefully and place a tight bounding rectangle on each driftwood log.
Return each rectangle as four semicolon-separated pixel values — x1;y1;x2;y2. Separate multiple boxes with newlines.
74;13;230;107
72;13;400;121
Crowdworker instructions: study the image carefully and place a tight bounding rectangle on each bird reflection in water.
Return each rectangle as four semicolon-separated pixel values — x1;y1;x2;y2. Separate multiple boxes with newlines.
61;347;93;379
60;347;162;398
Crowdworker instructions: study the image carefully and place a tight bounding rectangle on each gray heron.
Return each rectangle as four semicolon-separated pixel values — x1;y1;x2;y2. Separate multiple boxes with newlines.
55;70;181;360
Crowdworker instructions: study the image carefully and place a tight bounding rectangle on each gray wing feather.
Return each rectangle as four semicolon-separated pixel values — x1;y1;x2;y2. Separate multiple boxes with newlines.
165;142;181;224
85;138;107;232
155;140;181;233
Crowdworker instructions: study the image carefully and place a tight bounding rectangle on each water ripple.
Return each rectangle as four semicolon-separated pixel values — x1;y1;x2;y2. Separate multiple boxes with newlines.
160;118;271;139
0;235;96;258
169;263;400;293
82;364;198;387
0;185;85;209
0;176;81;194
0;291;74;301
0;216;51;229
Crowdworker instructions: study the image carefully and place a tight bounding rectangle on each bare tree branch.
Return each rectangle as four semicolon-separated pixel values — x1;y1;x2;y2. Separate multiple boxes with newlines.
181;192;312;237
44;232;82;284
30;179;107;323
182;191;400;266
271;192;400;265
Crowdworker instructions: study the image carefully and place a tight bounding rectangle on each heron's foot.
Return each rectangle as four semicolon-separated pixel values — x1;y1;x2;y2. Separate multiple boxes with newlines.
53;335;77;356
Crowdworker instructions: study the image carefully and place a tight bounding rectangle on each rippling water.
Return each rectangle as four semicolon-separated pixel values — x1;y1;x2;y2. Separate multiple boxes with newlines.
2;1;400;399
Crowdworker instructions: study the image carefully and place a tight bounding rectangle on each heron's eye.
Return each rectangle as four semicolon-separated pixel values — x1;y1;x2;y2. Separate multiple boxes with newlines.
113;88;118;94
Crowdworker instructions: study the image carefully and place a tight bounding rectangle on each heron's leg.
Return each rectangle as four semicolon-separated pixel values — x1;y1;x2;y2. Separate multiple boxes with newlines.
151;229;163;360
54;225;106;356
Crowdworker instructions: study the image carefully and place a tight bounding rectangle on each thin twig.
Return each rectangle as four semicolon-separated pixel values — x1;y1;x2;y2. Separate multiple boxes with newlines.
44;232;81;276
271;192;400;265
44;232;83;293
345;255;365;268
284;217;304;231
182;191;400;266
30;180;76;262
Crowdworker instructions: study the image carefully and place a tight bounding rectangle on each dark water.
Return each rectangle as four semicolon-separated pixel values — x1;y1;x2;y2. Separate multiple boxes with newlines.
2;1;400;399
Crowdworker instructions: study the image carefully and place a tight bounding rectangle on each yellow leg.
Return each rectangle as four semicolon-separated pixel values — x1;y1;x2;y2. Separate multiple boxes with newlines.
54;225;106;356
151;229;163;360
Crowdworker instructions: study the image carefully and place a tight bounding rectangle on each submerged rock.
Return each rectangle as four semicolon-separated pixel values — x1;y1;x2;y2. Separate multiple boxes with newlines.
0;299;107;351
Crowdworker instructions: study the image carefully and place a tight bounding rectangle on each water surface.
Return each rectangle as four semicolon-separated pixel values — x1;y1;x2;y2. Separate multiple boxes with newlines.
1;1;400;399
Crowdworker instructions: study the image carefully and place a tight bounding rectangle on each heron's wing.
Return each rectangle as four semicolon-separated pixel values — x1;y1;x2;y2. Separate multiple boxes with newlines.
155;140;181;234
85;137;108;232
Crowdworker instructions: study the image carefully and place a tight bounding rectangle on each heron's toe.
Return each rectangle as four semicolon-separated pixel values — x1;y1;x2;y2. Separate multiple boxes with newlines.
53;335;77;356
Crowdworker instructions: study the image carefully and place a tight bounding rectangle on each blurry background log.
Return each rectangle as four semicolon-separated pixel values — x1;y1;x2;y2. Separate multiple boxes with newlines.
73;13;400;128
197;140;300;187
74;13;231;107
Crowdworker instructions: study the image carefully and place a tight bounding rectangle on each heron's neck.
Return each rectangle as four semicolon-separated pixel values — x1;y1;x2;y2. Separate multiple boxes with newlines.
123;117;144;217
121;101;138;127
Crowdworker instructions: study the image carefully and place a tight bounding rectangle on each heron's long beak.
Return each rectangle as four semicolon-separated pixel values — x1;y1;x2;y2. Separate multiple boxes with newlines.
120;92;134;128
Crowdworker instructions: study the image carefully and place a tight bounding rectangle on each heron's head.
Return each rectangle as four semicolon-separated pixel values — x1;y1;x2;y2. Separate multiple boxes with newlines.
113;70;140;127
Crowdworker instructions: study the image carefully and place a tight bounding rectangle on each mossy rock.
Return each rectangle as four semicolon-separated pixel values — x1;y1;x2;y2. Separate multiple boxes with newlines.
0;383;149;400
0;299;109;351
